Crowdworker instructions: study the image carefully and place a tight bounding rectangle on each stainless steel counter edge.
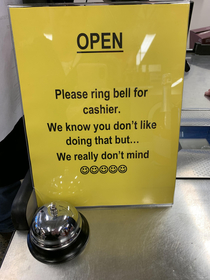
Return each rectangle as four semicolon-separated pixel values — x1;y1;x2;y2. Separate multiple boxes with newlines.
1;179;210;280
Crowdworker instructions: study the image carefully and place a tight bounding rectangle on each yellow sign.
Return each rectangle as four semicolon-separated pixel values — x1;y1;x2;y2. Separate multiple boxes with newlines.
10;3;189;207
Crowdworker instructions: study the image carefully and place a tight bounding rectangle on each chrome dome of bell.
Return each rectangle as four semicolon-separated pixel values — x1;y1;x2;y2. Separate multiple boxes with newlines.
27;201;89;263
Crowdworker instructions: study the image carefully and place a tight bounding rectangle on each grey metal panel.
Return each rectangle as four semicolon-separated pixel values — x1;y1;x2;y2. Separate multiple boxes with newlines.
182;54;210;110
181;110;210;126
177;149;210;178
179;139;209;149
1;180;210;280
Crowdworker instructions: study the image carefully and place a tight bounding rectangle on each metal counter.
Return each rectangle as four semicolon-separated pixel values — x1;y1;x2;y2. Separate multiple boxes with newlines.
1;179;210;280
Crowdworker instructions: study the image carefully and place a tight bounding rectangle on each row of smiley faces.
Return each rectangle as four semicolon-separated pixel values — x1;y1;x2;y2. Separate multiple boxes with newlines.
80;165;128;175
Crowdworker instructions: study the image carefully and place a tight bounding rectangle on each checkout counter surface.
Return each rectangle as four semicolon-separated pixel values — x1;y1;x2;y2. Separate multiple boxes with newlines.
1;179;210;280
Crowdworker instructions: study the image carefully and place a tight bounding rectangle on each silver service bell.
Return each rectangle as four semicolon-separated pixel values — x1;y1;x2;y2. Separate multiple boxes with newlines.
27;201;89;263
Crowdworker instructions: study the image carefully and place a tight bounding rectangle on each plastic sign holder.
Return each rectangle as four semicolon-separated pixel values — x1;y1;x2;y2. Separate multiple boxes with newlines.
10;1;189;207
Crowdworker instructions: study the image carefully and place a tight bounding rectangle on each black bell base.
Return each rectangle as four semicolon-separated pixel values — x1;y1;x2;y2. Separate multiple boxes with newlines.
27;213;89;264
